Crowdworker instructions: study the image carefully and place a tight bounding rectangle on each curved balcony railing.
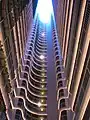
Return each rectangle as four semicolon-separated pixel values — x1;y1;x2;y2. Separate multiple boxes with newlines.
21;63;46;89
37;38;47;44
15;87;47;108
28;83;47;96
21;81;47;104
30;72;47;84
34;49;47;57
30;68;47;78
30;71;47;82
9;92;47;117
35;45;47;52
58;96;70;110
26;90;47;104
30;77;47;89
35;41;47;48
35;42;47;49
14;78;47;106
31;67;46;78
52;28;73;120
32;61;47;70
33;52;47;62
32;56;47;65
20;79;47;99
57;87;67;100
35;48;47;55
20;69;46;90
32;63;47;72
36;41;47;47
33;57;47;66
57;79;66;89
16;74;47;98
9;22;48;119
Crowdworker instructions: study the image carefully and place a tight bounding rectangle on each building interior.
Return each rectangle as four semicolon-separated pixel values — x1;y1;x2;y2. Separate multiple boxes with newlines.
0;0;90;120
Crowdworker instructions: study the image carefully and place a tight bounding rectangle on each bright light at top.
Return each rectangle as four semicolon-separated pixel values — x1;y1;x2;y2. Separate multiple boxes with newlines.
37;0;53;23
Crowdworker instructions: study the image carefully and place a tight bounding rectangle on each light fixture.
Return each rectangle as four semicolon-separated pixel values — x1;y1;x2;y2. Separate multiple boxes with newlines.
37;102;41;107
42;32;45;37
41;118;43;120
40;55;45;60
41;99;44;103
42;68;45;71
41;108;44;111
41;85;44;88
42;79;45;82
41;92;44;95
42;73;45;76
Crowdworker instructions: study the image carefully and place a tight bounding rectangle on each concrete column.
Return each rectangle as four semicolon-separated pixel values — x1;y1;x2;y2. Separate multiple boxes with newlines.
78;78;90;120
63;0;73;67
0;74;10;109
0;74;11;119
68;0;87;91
62;0;69;56
71;23;90;108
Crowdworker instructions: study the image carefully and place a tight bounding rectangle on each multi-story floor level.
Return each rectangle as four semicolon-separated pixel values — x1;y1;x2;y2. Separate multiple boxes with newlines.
0;0;71;119
55;0;90;120
0;0;33;119
0;0;90;120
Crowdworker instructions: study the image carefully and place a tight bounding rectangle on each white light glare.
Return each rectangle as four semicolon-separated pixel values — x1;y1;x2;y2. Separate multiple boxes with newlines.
41;99;44;103
37;0;53;23
40;55;45;60
41;85;44;88
42;79;45;82
42;32;45;37
37;102;41;107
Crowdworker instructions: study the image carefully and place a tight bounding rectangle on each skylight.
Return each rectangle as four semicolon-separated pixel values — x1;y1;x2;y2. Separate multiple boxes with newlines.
36;0;53;23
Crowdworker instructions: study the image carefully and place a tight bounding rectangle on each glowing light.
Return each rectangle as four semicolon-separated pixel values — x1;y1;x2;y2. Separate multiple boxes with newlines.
42;32;45;37
42;79;45;82
41;108;44;111
41;99;44;103
37;0;53;23
41;85;44;88
42;68;45;71
37;102;41;107
40;55;45;60
42;73;45;76
41;92;44;95
41;118;44;120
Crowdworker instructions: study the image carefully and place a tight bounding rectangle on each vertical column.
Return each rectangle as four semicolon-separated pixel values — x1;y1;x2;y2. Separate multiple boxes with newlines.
71;23;90;108
63;0;74;67
78;79;90;120
68;0;87;91
0;74;10;119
